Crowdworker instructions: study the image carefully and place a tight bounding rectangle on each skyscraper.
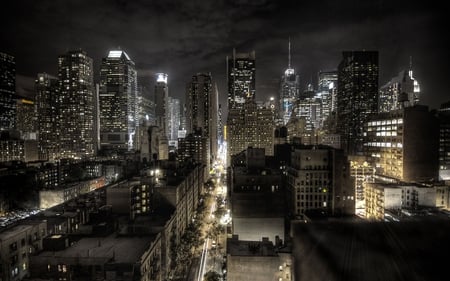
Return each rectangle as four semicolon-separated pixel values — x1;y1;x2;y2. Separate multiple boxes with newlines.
154;73;169;160
15;98;36;140
58;50;95;159
337;51;378;154
227;50;256;110
154;73;169;138
317;70;337;123
36;73;60;160
227;100;274;164
378;59;420;113
99;50;138;152
186;73;218;160
364;105;438;182
280;39;300;125
167;96;180;145
0;52;16;131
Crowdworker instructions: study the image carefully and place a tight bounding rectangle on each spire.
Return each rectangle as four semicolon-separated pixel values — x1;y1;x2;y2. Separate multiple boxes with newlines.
408;56;413;79
288;37;291;69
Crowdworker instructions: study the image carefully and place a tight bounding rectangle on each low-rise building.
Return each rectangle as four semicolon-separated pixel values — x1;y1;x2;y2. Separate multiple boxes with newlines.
0;220;47;281
226;235;292;281
365;182;437;220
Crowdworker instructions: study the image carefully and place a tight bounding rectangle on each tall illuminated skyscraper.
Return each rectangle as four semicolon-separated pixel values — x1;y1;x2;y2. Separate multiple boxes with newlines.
167;96;180;145
337;51;378;154
99;50;137;151
186;73;218;160
227;50;256;110
0;52;16;131
58;50;95;159
155;73;169;138
280;39;299;125
317;70;337;123
36;73;60;160
378;58;421;113
154;73;169;159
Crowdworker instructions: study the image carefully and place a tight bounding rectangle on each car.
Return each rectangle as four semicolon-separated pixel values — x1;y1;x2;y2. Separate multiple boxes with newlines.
211;240;217;248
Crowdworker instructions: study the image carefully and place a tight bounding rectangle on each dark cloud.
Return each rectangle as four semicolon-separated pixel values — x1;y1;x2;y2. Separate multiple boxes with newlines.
1;0;447;112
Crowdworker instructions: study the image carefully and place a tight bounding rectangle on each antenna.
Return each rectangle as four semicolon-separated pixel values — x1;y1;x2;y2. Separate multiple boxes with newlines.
409;55;412;70
288;37;291;69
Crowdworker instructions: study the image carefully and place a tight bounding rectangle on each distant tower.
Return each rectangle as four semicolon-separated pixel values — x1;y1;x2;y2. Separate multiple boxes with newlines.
186;73;219;162
337;51;379;155
317;70;338;122
408;56;421;104
280;38;300;125
154;73;169;160
58;50;95;159
378;57;421;113
227;50;256;110
167;96;180;146
99;50;138;152
0;52;16;131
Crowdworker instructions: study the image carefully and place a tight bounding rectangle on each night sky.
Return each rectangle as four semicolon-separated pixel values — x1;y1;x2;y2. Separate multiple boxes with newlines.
1;0;448;113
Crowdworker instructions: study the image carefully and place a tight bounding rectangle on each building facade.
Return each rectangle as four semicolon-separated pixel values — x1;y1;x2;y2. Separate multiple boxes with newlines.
58;50;95;159
337;51;378;154
185;73;218;162
99;50;138;152
227;100;274;164
0;52;16;131
227;50;256;110
378;64;420;113
36;73;60;160
286;145;354;217
279;40;300;125
364;105;439;182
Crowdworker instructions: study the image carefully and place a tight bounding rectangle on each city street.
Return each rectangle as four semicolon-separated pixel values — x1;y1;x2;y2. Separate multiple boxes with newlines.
196;168;228;281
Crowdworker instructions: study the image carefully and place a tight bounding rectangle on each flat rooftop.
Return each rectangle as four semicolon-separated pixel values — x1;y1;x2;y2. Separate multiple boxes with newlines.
227;237;277;257
38;234;156;264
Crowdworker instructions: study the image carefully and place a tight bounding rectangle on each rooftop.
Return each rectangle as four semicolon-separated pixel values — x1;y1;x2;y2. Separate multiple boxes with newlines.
38;233;156;264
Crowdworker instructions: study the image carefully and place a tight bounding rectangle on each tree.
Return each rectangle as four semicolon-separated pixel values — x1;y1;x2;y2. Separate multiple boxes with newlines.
204;270;221;281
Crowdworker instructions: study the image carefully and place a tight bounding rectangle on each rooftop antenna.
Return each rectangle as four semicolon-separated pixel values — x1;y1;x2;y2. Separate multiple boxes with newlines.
408;56;413;78
288;37;291;69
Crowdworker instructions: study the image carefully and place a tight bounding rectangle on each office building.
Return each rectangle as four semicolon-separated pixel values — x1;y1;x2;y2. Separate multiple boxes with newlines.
155;73;169;137
378;60;420;113
280;39;300;125
364;105;439;182
185;73;218;161
58;50;95;159
229;148;285;243
167;96;180;146
35;73;60;160
178;132;209;170
0;52;16;131
99;50;138;151
15;98;36;140
337;51;378;154
317;70;337;124
227;50;256;110
227;100;274;164
286;145;354;217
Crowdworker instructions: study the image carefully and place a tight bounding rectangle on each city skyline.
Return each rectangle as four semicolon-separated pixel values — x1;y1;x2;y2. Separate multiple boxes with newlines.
1;0;447;114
